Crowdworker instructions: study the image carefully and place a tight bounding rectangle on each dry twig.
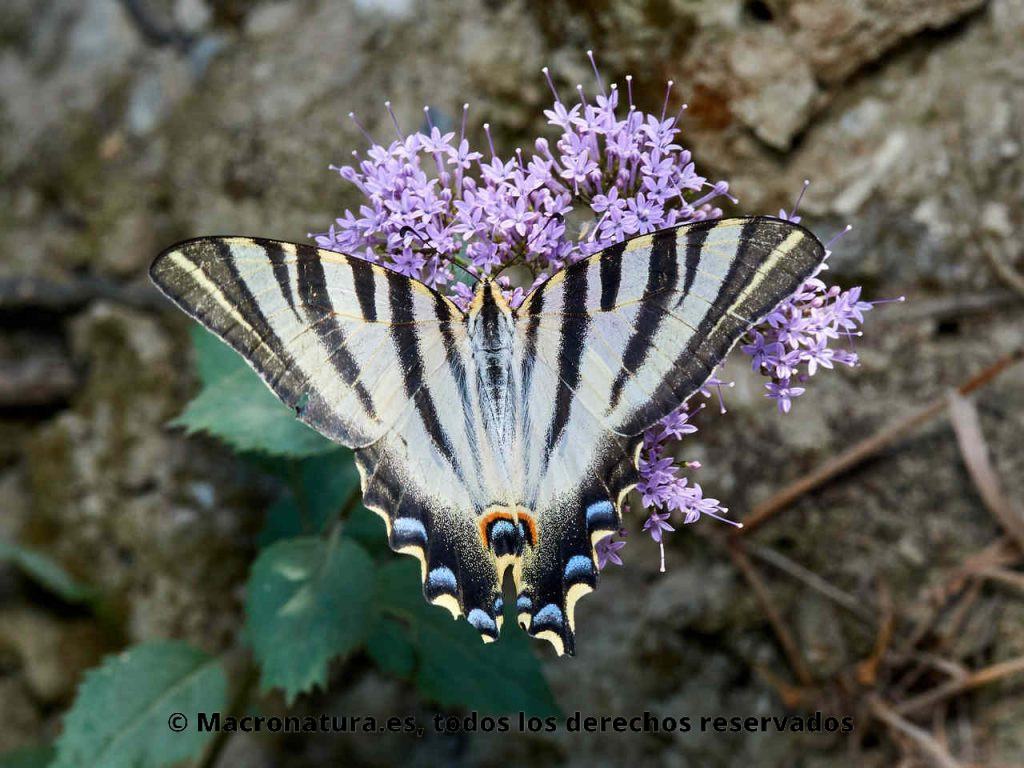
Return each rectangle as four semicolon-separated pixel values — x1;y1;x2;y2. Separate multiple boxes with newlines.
856;581;893;686
868;694;963;768
725;539;813;687
896;538;1017;671
747;543;875;623
893;656;1024;717
947;391;1024;553
977;566;1024;593
980;235;1024;300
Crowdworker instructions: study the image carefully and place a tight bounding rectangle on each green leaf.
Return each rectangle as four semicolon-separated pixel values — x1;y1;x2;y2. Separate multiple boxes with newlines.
258;497;307;548
245;534;374;703
174;325;337;458
0;744;55;768
342;503;390;556
293;452;361;528
367;617;416;680
376;559;559;718
189;324;242;387
0;536;95;604
258;452;361;547
52;641;226;768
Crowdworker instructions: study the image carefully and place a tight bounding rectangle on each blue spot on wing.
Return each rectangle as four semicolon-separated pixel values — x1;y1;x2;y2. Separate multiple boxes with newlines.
516;595;533;612
488;519;521;556
393;517;427;543
427;567;457;593
467;608;497;634
534;603;564;628
563;555;593;582
491;520;516;538
586;500;616;529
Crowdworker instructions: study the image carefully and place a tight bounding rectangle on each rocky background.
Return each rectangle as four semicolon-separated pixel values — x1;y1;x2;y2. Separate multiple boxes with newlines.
2;0;1023;766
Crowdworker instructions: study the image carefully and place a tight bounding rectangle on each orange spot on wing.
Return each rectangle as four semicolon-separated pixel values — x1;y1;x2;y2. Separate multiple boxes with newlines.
518;511;538;547
479;510;511;547
478;508;539;549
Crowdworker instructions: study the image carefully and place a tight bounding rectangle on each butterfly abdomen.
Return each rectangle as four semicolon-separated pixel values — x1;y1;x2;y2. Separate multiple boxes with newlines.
467;280;520;466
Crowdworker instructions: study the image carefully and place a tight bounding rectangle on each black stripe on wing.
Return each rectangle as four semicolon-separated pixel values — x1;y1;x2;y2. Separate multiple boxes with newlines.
386;271;466;484
544;259;590;456
255;238;303;322
150;237;308;402
679;219;711;300
350;257;378;322
519;283;545;405
608;229;679;409
433;292;483;479
599;242;625;311
294;247;378;419
620;217;825;436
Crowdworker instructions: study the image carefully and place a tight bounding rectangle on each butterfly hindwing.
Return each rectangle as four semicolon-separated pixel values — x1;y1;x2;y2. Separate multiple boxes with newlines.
354;440;503;639
511;217;825;654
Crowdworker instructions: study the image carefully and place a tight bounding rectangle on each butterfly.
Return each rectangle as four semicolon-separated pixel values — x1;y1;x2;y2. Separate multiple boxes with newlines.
150;216;825;656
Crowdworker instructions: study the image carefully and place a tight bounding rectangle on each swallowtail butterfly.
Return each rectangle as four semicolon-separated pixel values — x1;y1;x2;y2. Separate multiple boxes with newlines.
151;216;825;655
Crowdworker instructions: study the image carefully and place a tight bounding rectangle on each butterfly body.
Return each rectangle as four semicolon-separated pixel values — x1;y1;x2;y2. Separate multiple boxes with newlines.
466;281;519;486
151;217;825;655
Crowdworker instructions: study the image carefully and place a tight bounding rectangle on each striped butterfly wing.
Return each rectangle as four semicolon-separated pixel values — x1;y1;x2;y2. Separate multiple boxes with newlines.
513;217;826;655
150;238;505;633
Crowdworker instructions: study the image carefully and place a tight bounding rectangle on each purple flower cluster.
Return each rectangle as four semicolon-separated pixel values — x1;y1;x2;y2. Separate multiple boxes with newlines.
739;191;877;413
310;55;876;571
634;404;732;571
312;53;731;310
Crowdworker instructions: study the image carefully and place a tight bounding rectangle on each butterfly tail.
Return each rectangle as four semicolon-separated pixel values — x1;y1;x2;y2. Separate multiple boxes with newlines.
515;438;640;656
355;445;503;643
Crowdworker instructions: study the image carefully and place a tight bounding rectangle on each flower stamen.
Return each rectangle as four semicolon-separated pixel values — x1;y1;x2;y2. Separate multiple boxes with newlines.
383;100;402;139
587;50;605;96
347;111;374;145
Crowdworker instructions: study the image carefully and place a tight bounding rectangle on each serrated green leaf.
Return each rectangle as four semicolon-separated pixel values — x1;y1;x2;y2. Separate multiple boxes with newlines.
174;325;337;458
0;744;55;768
52;641;226;768
376;559;559;718
245;534;374;703
172;366;336;458
0;536;95;604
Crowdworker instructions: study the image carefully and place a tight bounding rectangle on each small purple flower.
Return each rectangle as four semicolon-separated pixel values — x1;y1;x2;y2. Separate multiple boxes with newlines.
765;380;807;413
733;184;887;412
642;510;675;543
595;535;627;569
